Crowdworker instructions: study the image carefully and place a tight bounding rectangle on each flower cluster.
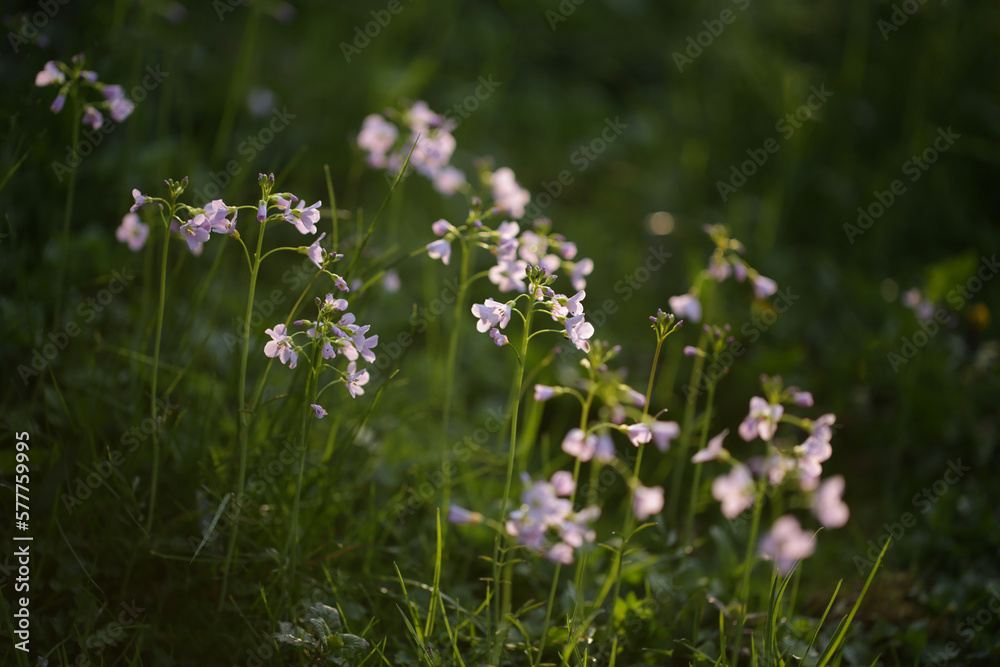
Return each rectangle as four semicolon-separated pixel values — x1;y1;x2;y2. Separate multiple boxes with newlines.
503;472;600;565
35;54;135;127
690;374;849;574
357;101;465;195
537;325;684;523
118;174;333;262
668;224;778;323
267;292;378;407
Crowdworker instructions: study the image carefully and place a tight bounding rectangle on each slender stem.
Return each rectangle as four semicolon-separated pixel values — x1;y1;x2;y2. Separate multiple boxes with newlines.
537;385;593;667
667;330;708;525
732;477;767;662
219;220;267;609
685;378;717;543
286;351;318;586
605;336;665;639
490;294;536;664
441;238;470;515
145;212;171;533
55;92;80;319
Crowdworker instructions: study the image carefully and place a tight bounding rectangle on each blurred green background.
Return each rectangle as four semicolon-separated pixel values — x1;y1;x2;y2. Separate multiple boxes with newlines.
2;0;999;664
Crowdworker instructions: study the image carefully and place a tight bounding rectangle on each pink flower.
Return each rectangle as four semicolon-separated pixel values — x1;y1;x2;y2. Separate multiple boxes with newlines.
82;106;103;130
650;420;680;452
595;432;616;463
489;328;509;346
35;61;65;87
570;258;594;291
357;113;398;167
692;428;729;463
431;219;453;236
115;213;149;252
633;485;665;520
311;404;327;419
562;428;598;462
752;275;778;299
812;475;849;528
626;423;652;447
130;189;149;213
307;232;327;269
534;385;557;401
738;396;784;442
758;515;816;574
427;238;451;265
180;215;210;252
263;324;297;368
433;165;465;195
550;471;575;496
565;314;594;352
712;464;755;518
471;299;512;333
345;361;370;398
491;167;530;218
668;294;702;323
448;505;482;525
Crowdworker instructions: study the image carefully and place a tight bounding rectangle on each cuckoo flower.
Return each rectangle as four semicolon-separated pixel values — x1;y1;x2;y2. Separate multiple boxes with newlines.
633;485;665;520
812;475;849;528
668;293;702;323
264;324;298;368
562;428;598;462
692;428;730;464
471;298;512;333
739;396;784;442
115;213;149;252
712;464;755;519
758;515;816;574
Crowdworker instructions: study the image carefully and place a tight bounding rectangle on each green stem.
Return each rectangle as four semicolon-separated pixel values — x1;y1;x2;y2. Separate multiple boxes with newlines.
732;478;767;662
605;336;665;642
219;221;267;609
490;294;536;664
441;239;470;515
55;92;80;319
685;377;717;544
145;213;171;533
667;330;708;526
286;353;318;586
537;386;593;667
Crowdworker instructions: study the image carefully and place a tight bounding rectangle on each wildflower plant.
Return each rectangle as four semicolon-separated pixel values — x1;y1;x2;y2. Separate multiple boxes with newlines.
122;171;369;602
38;53;137;314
